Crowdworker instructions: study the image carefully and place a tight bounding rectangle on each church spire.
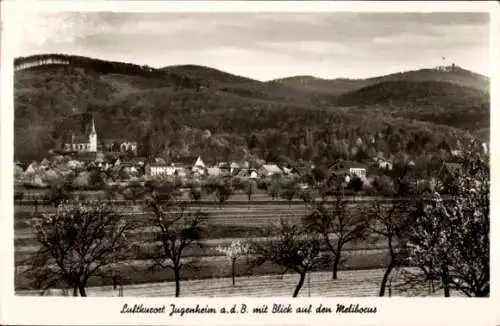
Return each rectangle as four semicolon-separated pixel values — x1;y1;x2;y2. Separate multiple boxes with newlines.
91;118;96;134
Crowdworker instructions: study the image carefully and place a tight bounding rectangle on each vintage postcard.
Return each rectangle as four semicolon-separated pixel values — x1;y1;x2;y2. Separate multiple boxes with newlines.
0;1;498;325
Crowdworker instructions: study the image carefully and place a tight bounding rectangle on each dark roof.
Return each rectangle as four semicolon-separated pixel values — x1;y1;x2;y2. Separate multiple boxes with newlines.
62;134;89;143
101;138;138;145
331;168;350;176
330;161;367;171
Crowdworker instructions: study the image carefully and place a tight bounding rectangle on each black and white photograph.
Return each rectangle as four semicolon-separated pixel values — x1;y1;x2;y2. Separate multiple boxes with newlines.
0;1;498;325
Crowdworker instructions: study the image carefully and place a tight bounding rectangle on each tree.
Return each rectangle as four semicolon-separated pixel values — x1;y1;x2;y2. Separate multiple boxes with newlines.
347;176;363;192
189;186;202;202
371;175;396;197
245;179;257;203
303;193;369;279
404;150;489;297
144;194;205;297
368;200;414;296
280;178;299;207
250;220;330;297
202;177;219;200
298;187;315;209
26;201;133;296
215;240;250;287
46;183;71;207
215;179;233;208
267;180;281;200
121;186;146;204
145;180;181;202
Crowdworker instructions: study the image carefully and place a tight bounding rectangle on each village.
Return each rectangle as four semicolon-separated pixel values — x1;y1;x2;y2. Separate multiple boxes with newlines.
13;115;476;202
14;137;470;205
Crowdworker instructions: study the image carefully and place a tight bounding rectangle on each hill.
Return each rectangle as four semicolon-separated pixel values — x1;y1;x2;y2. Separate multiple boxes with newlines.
271;75;370;96
14;54;487;165
334;80;489;130
272;66;489;95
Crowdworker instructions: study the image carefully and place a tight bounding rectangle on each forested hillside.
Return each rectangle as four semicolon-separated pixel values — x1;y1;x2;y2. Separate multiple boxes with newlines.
273;66;489;95
14;54;489;167
334;80;489;130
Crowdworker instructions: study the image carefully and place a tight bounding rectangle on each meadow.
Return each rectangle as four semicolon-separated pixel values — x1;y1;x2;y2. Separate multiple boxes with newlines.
14;195;405;295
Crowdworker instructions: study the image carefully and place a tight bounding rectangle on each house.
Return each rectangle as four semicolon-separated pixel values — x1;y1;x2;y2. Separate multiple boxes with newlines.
100;139;138;154
330;161;368;180
376;158;393;171
230;162;240;174
217;162;232;175
66;159;83;170
15;161;26;171
40;158;51;169
249;170;258;179
145;164;172;178
24;161;39;175
236;168;258;179
207;166;222;177
192;156;206;175
174;166;188;178
259;164;283;177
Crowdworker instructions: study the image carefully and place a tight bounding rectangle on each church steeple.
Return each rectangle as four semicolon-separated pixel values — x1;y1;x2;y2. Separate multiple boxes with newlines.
90;118;96;135
88;118;97;152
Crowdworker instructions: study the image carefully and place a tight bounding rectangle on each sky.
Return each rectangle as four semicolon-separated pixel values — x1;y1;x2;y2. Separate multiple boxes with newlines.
15;11;490;81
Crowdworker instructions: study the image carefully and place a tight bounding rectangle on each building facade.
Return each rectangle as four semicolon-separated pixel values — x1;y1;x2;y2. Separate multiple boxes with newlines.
63;119;98;153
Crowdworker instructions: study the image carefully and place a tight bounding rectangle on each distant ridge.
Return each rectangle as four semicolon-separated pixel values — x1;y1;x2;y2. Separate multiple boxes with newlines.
272;66;489;95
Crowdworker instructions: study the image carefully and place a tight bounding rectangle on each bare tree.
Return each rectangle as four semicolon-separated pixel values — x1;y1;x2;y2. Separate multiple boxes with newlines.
250;220;330;297
267;180;281;200
143;194;205;297
303;193;369;279
216;240;250;287
26;201;134;296
368;199;414;297
245;179;257;203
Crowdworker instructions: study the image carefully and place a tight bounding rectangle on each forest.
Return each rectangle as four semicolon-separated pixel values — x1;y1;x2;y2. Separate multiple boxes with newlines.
14;54;489;169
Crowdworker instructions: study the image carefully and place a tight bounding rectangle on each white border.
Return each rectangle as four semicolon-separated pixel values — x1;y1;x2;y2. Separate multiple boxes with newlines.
1;1;499;325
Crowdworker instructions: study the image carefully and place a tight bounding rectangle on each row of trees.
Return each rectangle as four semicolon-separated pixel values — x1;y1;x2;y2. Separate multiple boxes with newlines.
24;148;489;297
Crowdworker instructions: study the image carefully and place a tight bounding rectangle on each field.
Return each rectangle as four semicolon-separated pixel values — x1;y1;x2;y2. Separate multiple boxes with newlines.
14;194;416;296
17;268;463;297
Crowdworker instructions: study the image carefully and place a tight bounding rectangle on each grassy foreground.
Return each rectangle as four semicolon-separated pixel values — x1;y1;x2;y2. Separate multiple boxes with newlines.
16;268;464;297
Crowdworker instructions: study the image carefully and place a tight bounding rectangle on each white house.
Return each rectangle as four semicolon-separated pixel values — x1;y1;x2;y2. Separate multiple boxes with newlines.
349;167;366;179
377;158;393;171
259;164;283;177
146;164;171;178
249;170;258;179
192;156;206;175
230;162;240;174
207;167;222;177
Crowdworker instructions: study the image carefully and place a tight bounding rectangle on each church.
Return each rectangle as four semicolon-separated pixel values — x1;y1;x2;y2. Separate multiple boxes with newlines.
63;119;98;152
61;117;138;155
